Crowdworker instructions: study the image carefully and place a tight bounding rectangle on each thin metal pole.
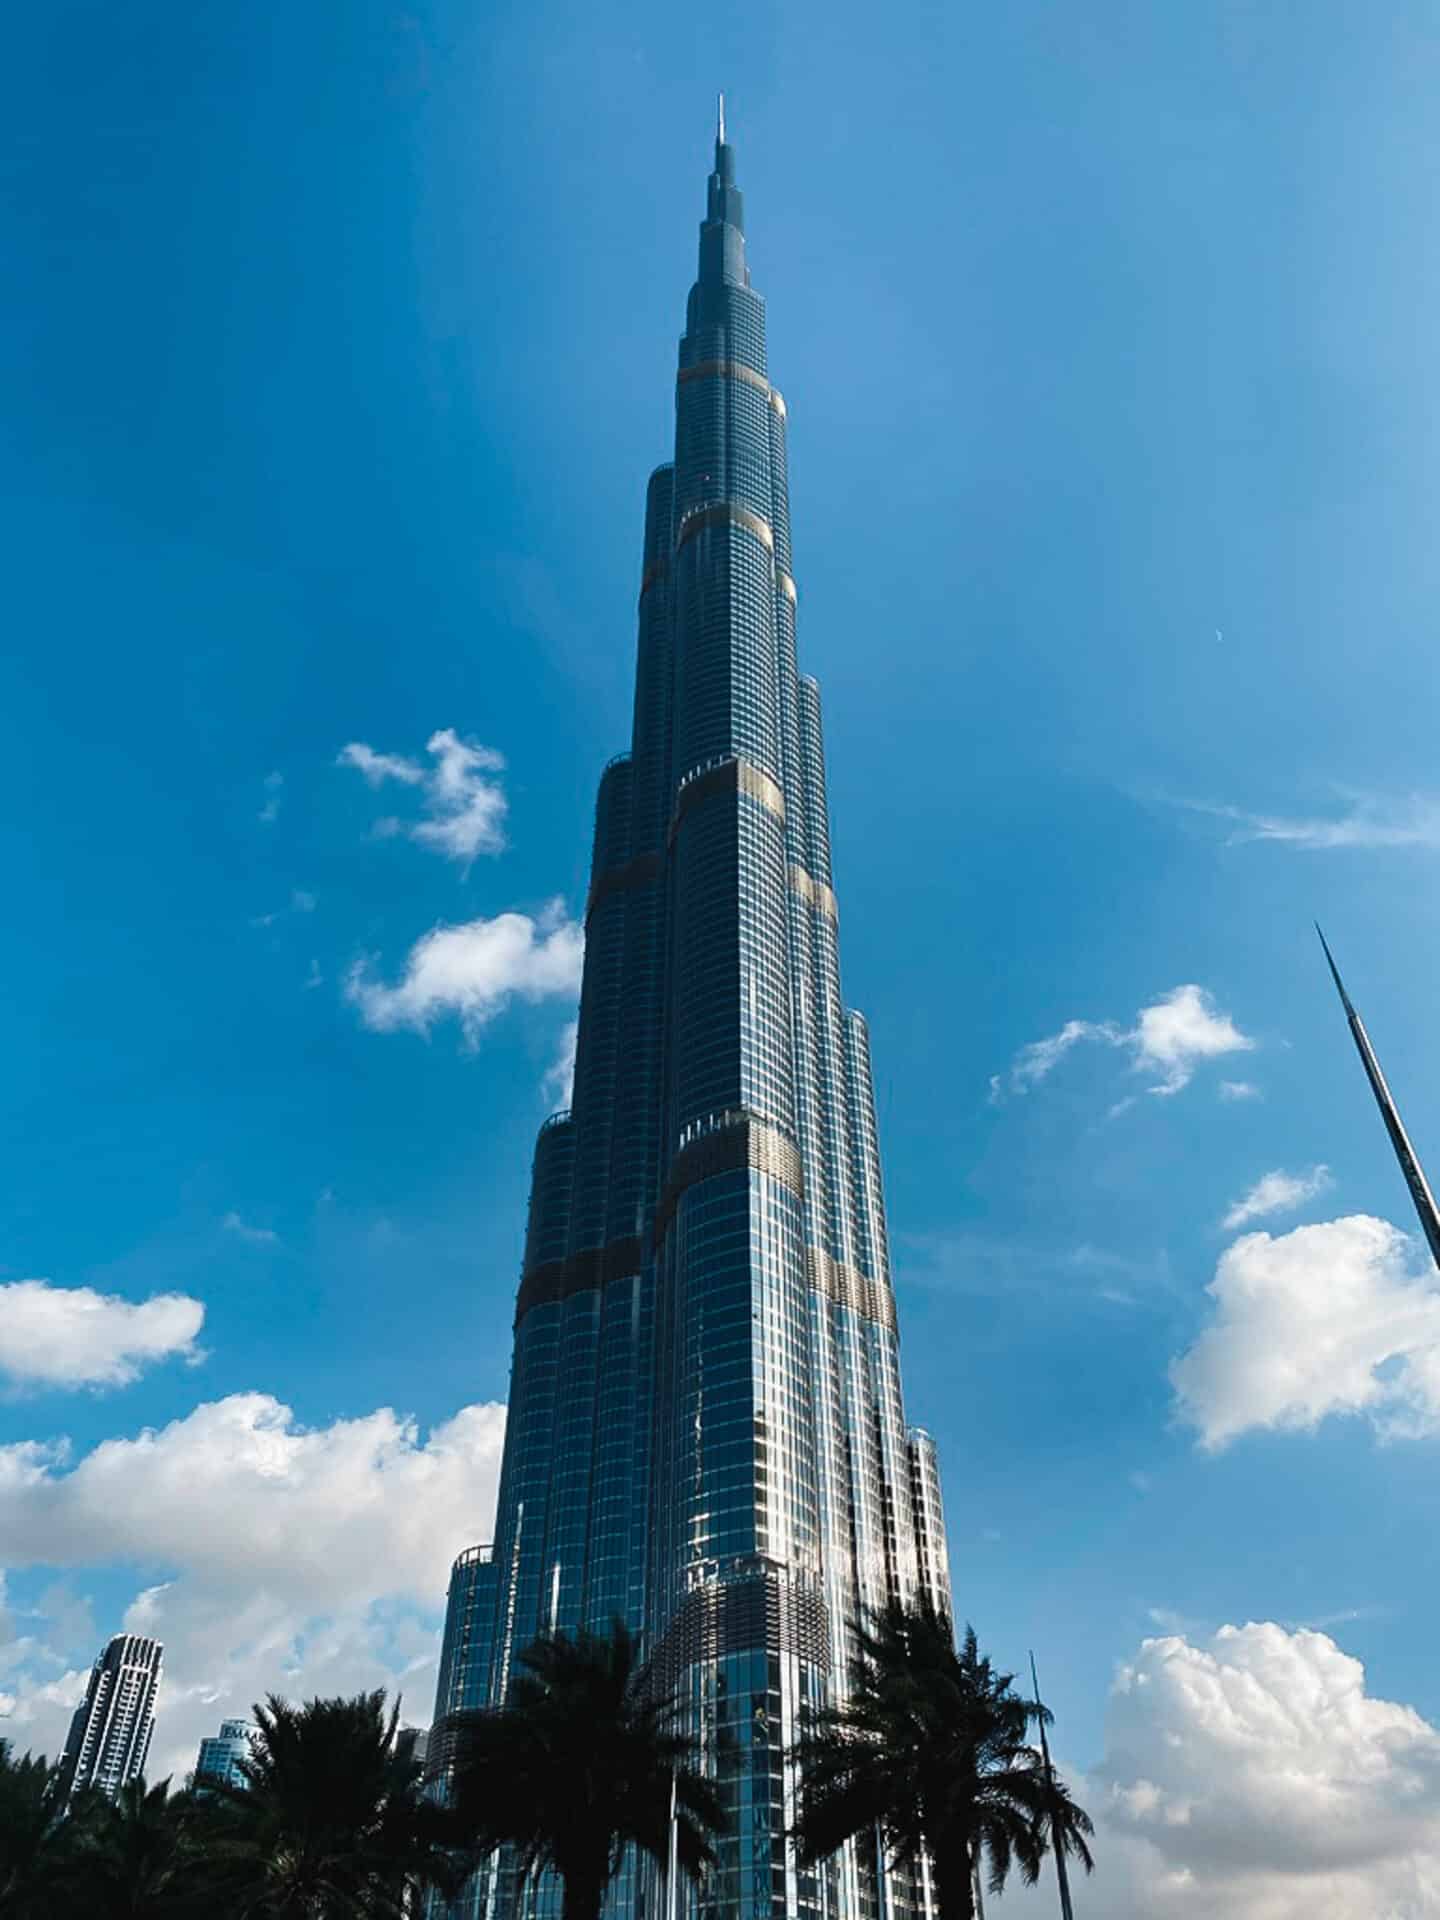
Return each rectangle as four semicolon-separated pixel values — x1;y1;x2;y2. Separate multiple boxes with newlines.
665;1767;679;1920
1030;1653;1074;1920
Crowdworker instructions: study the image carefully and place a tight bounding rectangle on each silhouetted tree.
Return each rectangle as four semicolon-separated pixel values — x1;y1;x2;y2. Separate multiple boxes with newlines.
62;1774;214;1917
446;1621;726;1920
206;1689;463;1918
0;1738;74;1918
793;1601;1093;1920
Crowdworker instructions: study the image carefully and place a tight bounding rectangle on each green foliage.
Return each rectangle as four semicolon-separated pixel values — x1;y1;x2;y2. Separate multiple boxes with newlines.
0;1737;73;1918
61;1775;216;1918
201;1689;465;1918
792;1601;1094;1920
3;1617;1092;1920
1;1693;464;1919
445;1620;727;1920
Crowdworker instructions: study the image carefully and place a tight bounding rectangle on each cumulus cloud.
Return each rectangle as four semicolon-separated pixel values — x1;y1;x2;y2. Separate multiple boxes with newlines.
1192;792;1440;852
1171;1214;1440;1450
996;985;1254;1102
0;1280;204;1391
1222;1166;1333;1231
1001;1622;1440;1920
338;729;508;865
1219;1080;1261;1102
0;1392;506;1779
346;904;583;1047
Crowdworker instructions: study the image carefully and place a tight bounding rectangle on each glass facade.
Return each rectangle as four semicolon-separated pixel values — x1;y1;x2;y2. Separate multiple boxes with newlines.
433;119;952;1920
194;1718;257;1793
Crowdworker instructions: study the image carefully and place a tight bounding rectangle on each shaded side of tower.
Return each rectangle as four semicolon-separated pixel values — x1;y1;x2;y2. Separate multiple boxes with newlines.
430;122;953;1920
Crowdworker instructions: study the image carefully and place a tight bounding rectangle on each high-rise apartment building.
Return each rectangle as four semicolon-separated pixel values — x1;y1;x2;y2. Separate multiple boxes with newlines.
59;1633;162;1803
194;1717;256;1792
432;109;951;1920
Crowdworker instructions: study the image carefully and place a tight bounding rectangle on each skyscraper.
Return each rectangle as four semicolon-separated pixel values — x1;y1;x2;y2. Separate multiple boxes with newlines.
434;107;951;1920
59;1633;163;1804
194;1717;256;1792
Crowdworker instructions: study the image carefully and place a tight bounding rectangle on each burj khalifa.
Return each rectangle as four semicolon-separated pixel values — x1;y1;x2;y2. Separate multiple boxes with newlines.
432;107;952;1920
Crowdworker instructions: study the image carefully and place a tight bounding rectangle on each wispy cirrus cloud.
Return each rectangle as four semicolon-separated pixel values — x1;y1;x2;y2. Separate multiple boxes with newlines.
898;1231;1177;1313
338;729;508;866
249;888;317;930
993;985;1254;1104
1184;791;1440;852
258;771;283;825
222;1212;278;1247
1222;1166;1333;1231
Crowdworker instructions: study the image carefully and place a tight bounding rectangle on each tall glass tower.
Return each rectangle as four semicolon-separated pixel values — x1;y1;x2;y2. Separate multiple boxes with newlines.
433;108;951;1920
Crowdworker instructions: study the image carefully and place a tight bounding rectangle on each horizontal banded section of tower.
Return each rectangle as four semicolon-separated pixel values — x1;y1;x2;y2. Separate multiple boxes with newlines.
431;117;952;1920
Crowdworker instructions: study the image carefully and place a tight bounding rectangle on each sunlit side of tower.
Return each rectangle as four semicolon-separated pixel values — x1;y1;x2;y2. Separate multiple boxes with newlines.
434;109;951;1920
59;1634;163;1805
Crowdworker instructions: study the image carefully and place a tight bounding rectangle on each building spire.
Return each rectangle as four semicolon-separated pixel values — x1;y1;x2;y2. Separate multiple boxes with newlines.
697;91;745;284
1317;925;1440;1273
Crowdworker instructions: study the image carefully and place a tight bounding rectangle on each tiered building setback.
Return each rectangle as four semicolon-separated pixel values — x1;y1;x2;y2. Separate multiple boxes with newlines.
433;109;952;1920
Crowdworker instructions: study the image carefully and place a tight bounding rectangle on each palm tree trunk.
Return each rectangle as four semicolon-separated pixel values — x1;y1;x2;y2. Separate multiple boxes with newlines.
931;1841;977;1920
560;1864;609;1920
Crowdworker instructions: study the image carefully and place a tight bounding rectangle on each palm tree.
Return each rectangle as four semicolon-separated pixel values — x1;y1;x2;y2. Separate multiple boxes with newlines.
61;1775;214;1918
0;1739;74;1919
208;1689;464;1918
445;1621;726;1920
792;1601;1093;1920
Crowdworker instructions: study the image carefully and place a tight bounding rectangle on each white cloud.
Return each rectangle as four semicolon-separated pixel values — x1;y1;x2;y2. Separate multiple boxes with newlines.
1195;792;1440;852
1171;1214;1440;1450
0;1280;204;1391
1008;1019;1117;1093
338;729;508;865
1222;1166;1333;1231
337;743;426;788
1219;1080;1262;1102
249;890;316;931
543;1019;579;1108
258;771;283;825
1133;985;1254;1095
997;985;1254;1101
0;1392;506;1780
346;903;583;1047
1001;1622;1440;1920
222;1212;278;1247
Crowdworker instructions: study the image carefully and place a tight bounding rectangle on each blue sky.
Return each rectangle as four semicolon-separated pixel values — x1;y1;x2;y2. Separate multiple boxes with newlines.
6;2;1440;1910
